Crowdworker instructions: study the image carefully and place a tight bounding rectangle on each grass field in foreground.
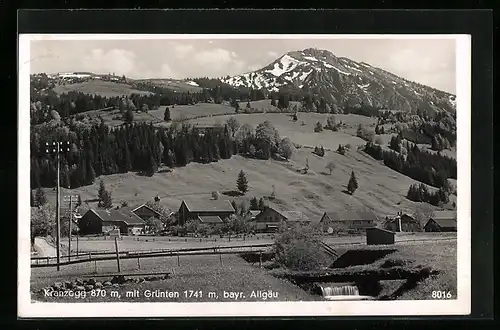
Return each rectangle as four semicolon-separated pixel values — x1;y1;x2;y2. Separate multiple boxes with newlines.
31;254;317;302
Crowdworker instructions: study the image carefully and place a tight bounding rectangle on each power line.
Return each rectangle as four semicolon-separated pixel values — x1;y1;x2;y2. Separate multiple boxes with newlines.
44;141;72;271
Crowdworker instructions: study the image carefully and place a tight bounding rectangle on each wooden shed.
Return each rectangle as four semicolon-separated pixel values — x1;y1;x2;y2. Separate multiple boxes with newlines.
366;227;395;245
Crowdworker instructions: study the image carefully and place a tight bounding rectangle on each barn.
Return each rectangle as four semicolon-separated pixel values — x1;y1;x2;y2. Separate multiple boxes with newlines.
366;227;395;245
384;212;422;232
253;207;310;232
424;211;457;232
177;199;235;226
129;204;163;221
320;211;379;233
78;209;146;236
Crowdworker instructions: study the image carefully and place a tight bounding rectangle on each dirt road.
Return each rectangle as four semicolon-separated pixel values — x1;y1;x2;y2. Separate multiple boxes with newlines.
34;237;57;257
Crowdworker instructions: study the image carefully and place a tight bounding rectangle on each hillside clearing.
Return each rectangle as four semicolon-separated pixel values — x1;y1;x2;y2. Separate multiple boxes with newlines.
133;79;204;93
39;146;455;224
53;80;152;97
187;112;376;149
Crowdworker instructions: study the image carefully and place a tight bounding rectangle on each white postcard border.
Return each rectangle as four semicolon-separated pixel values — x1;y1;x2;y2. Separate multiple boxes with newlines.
18;34;471;318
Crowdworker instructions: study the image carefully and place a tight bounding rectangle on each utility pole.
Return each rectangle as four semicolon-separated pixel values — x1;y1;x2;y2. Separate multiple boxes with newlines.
64;195;78;261
45;141;71;271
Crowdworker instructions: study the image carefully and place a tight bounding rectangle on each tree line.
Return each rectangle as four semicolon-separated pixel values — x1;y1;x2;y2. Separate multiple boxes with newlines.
363;141;456;189
30;121;234;190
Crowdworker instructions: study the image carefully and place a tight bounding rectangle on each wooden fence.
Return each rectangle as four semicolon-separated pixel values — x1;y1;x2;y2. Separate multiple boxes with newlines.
31;243;274;268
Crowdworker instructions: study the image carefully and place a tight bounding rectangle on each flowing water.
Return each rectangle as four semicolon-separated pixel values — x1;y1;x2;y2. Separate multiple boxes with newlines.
318;284;374;301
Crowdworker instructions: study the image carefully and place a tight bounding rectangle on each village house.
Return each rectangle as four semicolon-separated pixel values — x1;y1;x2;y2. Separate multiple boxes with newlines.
191;124;226;137
126;203;173;221
194;215;224;226
384;212;422;232
253;207;310;232
424;211;457;232
177;199;235;226
319;211;379;233
78;208;146;236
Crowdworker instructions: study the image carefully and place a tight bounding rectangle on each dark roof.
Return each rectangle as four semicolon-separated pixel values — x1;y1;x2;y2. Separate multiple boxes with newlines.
276;210;310;222
89;209;145;225
126;203;173;217
322;211;379;222
182;199;235;213
432;211;457;220
366;227;395;234
198;216;223;224
428;218;457;228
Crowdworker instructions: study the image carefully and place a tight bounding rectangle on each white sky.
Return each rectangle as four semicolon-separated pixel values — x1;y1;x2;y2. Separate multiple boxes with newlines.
29;38;457;94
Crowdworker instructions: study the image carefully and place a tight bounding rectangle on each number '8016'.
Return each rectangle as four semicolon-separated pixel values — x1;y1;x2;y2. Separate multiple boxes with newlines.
431;291;452;299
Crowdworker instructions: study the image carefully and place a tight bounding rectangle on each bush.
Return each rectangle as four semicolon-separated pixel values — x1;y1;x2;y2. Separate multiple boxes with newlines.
274;226;329;271
314;121;323;132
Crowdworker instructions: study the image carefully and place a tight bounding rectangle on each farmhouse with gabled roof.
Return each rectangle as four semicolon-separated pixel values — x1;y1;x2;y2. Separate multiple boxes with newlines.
320;211;378;233
177;199;235;226
78;208;145;236
253;207;310;232
424;211;457;232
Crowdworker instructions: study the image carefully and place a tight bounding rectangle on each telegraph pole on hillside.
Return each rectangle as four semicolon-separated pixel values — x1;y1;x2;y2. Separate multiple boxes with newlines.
45;141;71;271
64;195;78;261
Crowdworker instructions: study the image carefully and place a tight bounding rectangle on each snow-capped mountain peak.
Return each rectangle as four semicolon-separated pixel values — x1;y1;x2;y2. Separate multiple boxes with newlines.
221;48;456;113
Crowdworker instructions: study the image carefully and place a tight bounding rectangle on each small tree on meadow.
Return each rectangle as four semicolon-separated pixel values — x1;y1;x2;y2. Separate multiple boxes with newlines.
314;121;323;132
279;137;295;160
237;170;249;194
97;180;113;209
326;161;336;175
337;144;345;155
164;107;171;121
347;170;358;195
211;191;220;200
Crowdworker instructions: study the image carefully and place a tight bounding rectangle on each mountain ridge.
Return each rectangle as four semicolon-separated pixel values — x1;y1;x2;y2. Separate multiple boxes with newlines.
221;48;456;114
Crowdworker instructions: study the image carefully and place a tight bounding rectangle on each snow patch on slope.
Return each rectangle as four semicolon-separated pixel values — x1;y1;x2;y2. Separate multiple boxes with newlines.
267;55;303;77
303;56;319;62
186;81;199;86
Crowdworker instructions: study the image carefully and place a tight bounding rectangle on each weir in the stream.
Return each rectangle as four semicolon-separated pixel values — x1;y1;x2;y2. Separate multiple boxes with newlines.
317;284;375;301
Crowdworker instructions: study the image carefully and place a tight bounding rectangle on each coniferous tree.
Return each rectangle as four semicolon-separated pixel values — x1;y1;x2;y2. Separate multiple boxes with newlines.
347;170;359;195
249;197;259;210
34;187;47;207
237;170;249;194
97;180;112;208
164;107;171;122
124;109;134;123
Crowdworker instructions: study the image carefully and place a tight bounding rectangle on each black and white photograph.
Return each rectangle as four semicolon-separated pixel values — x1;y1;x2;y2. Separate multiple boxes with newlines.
18;34;471;317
